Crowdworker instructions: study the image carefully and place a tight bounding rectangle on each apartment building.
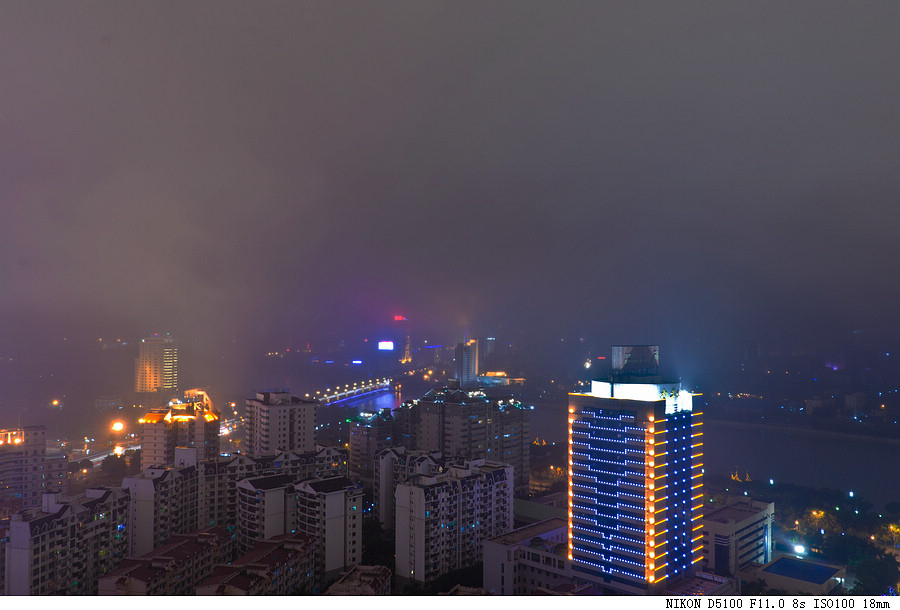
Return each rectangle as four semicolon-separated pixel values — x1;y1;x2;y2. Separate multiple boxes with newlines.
121;464;199;556
483;518;574;595
195;532;316;595
98;527;235;595
236;474;296;552
5;488;129;595
395;460;514;584
245;391;317;457
394;388;530;493
373;447;444;531
294;476;363;584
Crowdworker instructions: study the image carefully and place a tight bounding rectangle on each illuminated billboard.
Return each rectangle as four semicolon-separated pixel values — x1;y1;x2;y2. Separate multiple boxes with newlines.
378;341;394;351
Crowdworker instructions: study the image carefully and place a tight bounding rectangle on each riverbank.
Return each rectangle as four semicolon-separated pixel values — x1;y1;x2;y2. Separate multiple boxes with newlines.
704;415;900;445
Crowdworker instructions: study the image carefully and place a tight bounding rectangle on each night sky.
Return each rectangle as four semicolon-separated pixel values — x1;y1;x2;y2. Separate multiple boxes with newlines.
3;2;900;401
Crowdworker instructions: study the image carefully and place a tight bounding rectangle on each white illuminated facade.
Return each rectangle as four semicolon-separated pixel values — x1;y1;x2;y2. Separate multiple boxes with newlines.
568;346;703;595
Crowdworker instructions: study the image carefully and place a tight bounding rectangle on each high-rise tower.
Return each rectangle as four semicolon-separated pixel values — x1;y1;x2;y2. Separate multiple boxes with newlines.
454;339;479;387
135;332;178;393
138;389;220;469
567;346;703;594
244;391;317;457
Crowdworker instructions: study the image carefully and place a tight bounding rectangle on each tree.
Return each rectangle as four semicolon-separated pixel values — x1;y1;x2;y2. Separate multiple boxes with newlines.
852;553;900;595
101;454;127;479
128;449;142;473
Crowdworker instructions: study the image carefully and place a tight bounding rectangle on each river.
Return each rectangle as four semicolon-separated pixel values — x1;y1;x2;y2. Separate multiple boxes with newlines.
330;393;900;509
527;400;900;509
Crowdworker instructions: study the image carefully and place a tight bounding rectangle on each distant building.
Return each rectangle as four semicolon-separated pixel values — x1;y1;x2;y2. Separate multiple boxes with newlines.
245;391;317;457
455;339;480;386
568;345;703;595
0;519;8;596
98;527;235;595
702;499;774;577
0;425;65;510
373;447;444;532
393;388;531;493
294;476;363;585
195;532;317;595
348;410;393;493
5;489;129;595
135;332;178;393
395;460;514;584
483;518;574;596
324;564;392;595
139;390;220;470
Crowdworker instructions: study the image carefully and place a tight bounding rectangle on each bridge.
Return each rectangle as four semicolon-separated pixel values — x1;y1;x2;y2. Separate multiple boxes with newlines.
304;378;393;406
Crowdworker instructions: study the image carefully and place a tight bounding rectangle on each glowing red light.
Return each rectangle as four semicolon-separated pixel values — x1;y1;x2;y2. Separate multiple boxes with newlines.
394;315;407;321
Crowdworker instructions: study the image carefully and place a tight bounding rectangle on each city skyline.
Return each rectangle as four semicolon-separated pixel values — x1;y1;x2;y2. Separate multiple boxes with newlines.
3;1;900;597
3;2;900;380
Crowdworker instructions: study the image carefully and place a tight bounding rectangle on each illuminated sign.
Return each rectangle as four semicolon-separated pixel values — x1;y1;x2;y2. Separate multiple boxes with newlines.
378;341;394;351
394;315;407;321
589;381;693;414
351;360;363;365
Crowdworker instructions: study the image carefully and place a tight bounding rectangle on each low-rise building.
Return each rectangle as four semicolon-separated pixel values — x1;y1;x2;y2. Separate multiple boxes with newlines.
98;527;235;595
195;532;316;595
483;517;573;595
324;564;392;595
702;500;774;577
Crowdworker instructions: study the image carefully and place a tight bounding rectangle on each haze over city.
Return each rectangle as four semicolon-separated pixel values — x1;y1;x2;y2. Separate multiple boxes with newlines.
2;2;900;598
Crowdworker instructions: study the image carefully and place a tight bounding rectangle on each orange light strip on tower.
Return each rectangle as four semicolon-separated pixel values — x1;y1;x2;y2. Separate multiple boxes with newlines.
645;414;658;583
567;406;575;561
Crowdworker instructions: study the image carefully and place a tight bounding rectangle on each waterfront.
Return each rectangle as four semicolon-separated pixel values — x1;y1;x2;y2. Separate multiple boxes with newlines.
330;391;900;508
703;418;900;509
528;399;900;508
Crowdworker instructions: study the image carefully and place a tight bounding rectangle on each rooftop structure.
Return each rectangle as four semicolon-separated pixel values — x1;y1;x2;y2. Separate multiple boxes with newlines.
195;532;317;595
483;517;574;596
98;527;235;595
702;499;774;577
324;564;392;595
139;389;220;469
